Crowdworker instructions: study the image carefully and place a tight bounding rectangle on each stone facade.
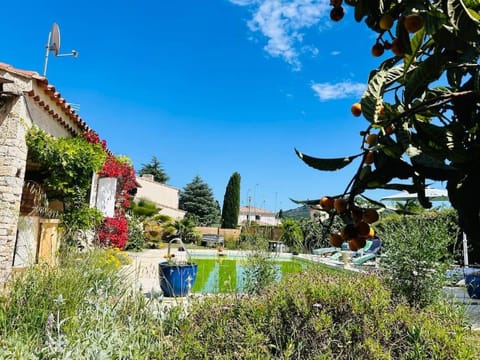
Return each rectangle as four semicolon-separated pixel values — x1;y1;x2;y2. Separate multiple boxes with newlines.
0;103;27;280
0;63;92;282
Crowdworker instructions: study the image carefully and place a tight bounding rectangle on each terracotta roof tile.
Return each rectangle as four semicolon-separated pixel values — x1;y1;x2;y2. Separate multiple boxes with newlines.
0;62;90;135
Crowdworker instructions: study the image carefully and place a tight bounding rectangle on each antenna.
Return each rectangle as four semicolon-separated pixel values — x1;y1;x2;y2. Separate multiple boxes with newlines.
43;22;78;77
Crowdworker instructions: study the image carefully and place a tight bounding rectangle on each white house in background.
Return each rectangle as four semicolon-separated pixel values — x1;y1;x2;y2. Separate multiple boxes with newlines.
238;206;279;226
134;174;185;219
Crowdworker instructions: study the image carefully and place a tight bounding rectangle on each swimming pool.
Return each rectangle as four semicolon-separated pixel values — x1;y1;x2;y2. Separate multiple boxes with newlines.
190;255;310;294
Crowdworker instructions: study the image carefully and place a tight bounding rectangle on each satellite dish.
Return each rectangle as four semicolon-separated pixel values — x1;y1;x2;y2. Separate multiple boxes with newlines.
50;23;61;56
43;22;78;77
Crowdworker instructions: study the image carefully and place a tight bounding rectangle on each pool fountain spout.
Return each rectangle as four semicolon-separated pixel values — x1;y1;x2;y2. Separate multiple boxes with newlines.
167;237;191;264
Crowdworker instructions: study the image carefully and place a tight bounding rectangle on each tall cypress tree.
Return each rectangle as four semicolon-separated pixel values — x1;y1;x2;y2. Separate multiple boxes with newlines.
221;172;241;229
179;175;220;226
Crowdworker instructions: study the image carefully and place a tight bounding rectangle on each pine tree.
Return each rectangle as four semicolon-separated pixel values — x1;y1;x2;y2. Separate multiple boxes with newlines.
138;156;169;183
221;172;241;229
179;175;220;226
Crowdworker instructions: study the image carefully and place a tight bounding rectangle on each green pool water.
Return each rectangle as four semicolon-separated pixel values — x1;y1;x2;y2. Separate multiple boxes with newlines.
190;256;309;294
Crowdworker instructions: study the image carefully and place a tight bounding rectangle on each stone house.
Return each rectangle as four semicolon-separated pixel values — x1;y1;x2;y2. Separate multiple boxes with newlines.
0;62;92;282
134;174;185;219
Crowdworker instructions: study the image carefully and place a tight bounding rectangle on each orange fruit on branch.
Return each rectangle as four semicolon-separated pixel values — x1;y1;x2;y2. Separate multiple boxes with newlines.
383;124;395;135
355;221;371;238
349;237;367;251
379;14;394;30
334;198;348;213
391;38;404;56
364;151;374;165
341;224;358;240
366;133;378;146
330;6;345;21
319;196;335;211
329;233;344;247
330;0;342;6
350;207;364;223
371;43;385;57
363;208;379;224
404;14;424;33
351;103;362;117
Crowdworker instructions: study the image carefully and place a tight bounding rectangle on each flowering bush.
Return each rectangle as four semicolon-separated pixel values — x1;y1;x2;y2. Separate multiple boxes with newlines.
98;155;137;209
83;130;107;151
84;130;137;249
98;215;129;249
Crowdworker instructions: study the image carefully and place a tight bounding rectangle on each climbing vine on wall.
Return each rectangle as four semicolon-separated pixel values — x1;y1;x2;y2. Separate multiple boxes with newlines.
26;127;137;249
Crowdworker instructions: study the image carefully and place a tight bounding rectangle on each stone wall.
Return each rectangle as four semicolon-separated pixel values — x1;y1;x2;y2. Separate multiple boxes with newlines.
0;98;28;280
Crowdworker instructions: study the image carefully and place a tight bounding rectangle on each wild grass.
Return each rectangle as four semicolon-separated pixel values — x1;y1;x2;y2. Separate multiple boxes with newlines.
0;248;477;359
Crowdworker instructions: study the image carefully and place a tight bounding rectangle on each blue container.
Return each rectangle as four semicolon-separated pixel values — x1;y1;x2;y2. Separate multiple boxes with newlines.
465;267;480;299
159;262;198;297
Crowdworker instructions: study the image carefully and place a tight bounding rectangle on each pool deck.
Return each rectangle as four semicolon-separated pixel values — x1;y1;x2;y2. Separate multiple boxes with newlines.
125;248;480;330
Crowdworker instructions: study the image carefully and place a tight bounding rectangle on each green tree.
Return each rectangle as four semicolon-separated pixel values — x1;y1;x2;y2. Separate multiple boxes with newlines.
296;0;480;264
221;172;241;229
138;156;169;183
172;217;198;243
298;218;323;251
130;198;160;218
278;209;284;219
179;175;220;226
280;218;303;252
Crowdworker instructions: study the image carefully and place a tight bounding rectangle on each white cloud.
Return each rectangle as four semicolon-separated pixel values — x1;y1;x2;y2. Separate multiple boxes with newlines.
230;0;329;70
230;0;257;5
330;50;341;56
311;81;366;101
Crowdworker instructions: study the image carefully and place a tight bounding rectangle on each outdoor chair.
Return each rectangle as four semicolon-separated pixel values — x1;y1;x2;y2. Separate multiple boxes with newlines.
351;238;382;265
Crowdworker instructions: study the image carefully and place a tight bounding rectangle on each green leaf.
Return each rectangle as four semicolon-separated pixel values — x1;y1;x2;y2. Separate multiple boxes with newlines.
358;194;386;208
289;198;322;206
354;0;368;22
295;149;362;171
463;0;480;11
447;0;480;43
412;120;470;162
396;18;413;55
362;62;404;122
404;52;445;102
414;120;448;143
404;27;426;74
424;6;449;34
377;135;405;158
358;164;372;181
408;149;459;181
379;183;419;192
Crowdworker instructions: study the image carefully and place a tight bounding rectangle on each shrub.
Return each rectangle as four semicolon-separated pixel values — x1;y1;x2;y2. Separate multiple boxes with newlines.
242;251;277;295
125;214;146;251
376;210;459;307
0;249;124;342
237;232;268;250
98;215;129;249
172;267;478;359
1;251;477;359
0;249;161;359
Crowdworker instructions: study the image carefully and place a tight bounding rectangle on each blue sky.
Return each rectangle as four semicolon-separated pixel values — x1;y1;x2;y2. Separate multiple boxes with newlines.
1;0;406;212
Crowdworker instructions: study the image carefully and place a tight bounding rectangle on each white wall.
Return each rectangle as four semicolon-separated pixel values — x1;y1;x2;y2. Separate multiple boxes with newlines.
135;176;185;219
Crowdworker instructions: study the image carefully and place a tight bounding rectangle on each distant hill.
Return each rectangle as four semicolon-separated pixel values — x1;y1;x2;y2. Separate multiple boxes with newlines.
281;205;311;220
